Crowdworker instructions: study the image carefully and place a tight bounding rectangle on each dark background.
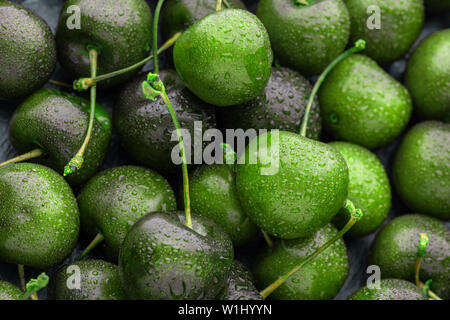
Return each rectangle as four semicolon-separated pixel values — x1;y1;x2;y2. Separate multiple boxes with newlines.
0;0;449;300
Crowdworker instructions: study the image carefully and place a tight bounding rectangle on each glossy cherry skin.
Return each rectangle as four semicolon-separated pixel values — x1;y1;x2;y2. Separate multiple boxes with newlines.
56;0;153;88
0;163;79;269
119;211;234;300
173;9;273;106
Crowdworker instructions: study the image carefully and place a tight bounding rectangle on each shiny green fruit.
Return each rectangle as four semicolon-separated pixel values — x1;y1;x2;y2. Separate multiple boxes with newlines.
56;0;152;88
49;259;126;300
9;88;112;186
119;211;234;300
0;0;56;100
405;29;450;120
187;164;257;246
114;71;216;174
223;261;262;300
78;166;177;260
220;67;321;140
0;163;79;269
330;142;391;237
343;0;424;63
370;214;450;299
254;223;349;300
319;54;412;149
236;131;348;239
393;121;449;219
173;9;273;106
349;279;426;300
257;0;350;76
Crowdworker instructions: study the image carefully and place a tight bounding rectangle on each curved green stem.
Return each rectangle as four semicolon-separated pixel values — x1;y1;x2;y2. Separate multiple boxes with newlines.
77;233;105;261
139;8;188;230
259;199;363;299
142;74;192;229
21;273;49;300
152;0;165;74
141;5;191;228
49;79;73;88
0;149;44;169
414;233;442;300
64;48;99;177
262;230;274;249
73;32;181;91
161;88;192;229
18;264;26;292
222;0;231;8
216;0;222;11
299;39;366;137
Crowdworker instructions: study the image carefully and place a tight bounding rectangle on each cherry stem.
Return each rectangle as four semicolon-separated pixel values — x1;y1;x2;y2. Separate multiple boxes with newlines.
262;230;274;249
64;48;99;177
414;233;442;300
141;5;191;228
259;199;363;299
216;0;222;11
0;148;44;169
48;79;73;89
161;89;192;229
73;32;181;91
18;264;26;291
153;0;165;74
76;233;105;261
223;0;231;8
142;74;192;229
299;39;366;137
21;273;49;301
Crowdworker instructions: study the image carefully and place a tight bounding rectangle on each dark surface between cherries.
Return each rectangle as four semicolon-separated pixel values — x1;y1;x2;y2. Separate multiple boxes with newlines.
0;0;449;300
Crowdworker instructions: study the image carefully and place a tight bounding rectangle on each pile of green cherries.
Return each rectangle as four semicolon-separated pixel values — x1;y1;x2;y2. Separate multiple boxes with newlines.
0;0;448;301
